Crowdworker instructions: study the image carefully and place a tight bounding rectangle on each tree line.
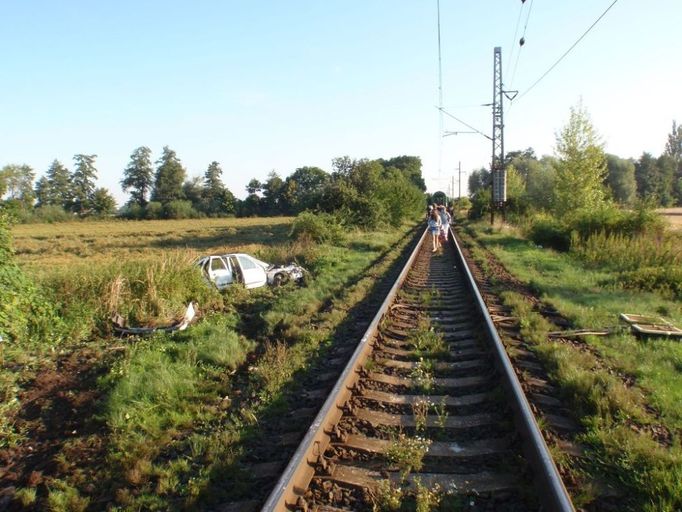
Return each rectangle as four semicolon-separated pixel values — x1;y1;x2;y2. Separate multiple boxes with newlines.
0;149;426;227
467;119;682;215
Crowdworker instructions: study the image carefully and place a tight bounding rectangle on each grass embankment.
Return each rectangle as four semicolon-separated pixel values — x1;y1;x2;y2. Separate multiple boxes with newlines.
3;216;420;510
463;220;682;511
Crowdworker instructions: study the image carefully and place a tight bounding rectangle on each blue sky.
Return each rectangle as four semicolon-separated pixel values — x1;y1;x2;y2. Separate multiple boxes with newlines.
1;1;680;203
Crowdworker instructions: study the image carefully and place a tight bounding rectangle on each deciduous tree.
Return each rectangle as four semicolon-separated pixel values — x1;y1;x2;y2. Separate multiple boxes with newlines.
283;166;329;213
0;164;35;208
91;187;117;215
664;120;682;164
121;146;154;206
635;152;656;200
552;104;608;217
261;171;284;215
201;161;234;216
36;159;72;209
605;154;636;205
378;156;426;191
664;120;682;205
152;146;186;203
246;179;262;195
71;154;98;213
524;156;557;211
468;168;490;196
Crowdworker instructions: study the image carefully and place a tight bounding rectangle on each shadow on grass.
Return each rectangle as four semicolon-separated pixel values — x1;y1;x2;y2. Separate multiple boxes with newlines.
193;226;424;508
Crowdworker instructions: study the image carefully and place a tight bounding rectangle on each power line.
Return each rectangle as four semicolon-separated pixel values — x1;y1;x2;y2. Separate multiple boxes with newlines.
436;0;444;175
506;1;525;72
509;0;534;90
436;107;492;141
515;0;619;103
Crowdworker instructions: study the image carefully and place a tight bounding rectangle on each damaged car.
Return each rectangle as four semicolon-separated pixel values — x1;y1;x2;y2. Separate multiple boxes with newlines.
196;253;306;289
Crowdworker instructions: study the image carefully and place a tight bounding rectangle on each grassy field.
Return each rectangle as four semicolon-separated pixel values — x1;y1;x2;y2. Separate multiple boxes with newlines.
463;220;682;511
10;217;294;269
2;216;421;511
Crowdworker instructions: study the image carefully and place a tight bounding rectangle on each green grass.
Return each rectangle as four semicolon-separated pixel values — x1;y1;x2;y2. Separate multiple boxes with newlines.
99;222;418;509
472;223;682;429
1;212;421;510
464;221;682;511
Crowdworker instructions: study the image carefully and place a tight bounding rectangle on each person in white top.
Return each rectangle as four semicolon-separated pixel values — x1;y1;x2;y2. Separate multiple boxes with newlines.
437;205;451;242
427;207;442;252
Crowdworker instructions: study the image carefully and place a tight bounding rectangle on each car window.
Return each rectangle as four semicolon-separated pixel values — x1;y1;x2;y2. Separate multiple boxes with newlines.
210;257;227;271
237;255;257;270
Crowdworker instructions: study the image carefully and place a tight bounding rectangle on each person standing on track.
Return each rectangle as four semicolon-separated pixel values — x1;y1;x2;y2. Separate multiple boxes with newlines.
428;208;442;252
438;205;451;242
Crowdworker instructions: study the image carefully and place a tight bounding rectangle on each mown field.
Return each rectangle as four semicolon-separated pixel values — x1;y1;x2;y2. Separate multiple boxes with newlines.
2;216;421;511
11;217;294;269
461;219;682;511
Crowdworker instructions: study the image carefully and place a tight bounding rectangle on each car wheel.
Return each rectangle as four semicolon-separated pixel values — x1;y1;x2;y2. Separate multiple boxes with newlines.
273;273;288;286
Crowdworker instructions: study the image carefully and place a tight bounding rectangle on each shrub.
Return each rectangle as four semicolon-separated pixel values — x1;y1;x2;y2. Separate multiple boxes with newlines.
452;196;471;211
289;211;344;244
526;215;571;251
163;200;198;219
119;203;146;220
468;188;491;220
571;231;681;270
17;205;73;224
0;212;63;344
144;201;163;219
566;203;664;241
619;266;682;299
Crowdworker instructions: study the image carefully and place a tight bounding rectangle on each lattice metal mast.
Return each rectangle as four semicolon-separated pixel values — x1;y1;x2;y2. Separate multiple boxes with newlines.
491;46;506;204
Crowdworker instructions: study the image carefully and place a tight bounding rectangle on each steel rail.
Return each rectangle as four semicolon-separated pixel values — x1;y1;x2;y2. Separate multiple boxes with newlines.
261;226;575;511
449;226;575;512
261;228;428;511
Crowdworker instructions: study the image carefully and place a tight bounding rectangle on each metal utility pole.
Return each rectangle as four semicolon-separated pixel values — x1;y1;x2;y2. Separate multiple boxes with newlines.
491;46;505;225
490;47;517;225
458;161;462;198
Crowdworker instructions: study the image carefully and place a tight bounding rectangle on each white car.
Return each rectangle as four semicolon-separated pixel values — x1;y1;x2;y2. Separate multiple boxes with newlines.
196;253;305;290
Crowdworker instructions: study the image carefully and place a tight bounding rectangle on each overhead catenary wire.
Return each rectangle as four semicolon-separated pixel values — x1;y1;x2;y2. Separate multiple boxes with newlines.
506;1;525;75
437;106;492;141
514;0;620;103
437;0;444;176
509;0;534;90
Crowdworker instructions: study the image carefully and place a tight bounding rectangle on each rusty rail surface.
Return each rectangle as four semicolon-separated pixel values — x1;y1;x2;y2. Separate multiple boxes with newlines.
261;228;574;512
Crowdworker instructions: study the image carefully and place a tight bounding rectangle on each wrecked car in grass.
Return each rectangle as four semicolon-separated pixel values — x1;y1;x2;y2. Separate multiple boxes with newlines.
196;253;306;289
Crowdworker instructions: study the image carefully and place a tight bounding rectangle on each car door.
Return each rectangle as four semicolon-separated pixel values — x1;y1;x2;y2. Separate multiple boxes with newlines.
236;254;267;288
207;256;233;288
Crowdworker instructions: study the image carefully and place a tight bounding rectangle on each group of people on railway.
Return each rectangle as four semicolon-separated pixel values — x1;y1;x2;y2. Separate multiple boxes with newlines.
427;204;452;252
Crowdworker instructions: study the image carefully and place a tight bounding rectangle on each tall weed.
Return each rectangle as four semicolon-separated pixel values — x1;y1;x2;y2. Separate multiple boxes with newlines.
525;204;666;253
572;231;681;271
38;251;223;338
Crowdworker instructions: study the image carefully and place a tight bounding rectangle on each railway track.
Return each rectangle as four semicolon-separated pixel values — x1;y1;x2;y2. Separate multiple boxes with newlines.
260;229;574;511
